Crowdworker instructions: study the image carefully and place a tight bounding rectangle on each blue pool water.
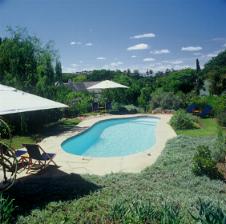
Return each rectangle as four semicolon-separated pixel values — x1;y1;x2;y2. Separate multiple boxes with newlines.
62;117;159;157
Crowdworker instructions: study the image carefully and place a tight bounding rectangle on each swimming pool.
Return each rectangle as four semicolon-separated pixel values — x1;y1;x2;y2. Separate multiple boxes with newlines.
61;117;159;157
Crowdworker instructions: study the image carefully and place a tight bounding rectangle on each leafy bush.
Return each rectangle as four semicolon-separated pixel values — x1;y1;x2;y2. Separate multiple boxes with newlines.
192;145;219;178
0;119;11;139
64;92;92;117
217;111;226;127
0;194;14;224
151;90;185;110
170;110;199;130
212;128;226;162
190;198;226;224
190;95;226;115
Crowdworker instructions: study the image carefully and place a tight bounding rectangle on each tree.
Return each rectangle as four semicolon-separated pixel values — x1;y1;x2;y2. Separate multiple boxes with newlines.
203;50;226;95
55;59;62;83
196;58;201;73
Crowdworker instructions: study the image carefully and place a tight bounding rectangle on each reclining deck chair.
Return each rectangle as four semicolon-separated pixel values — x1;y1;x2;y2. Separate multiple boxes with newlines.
22;143;57;172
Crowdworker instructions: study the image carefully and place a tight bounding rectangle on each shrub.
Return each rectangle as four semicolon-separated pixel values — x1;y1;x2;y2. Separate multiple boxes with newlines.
0;194;14;224
212;128;226;162
170;110;199;130
190;95;226;116
190;198;226;224
217;111;226;127
0;119;11;139
151;90;185;110
192;145;219;178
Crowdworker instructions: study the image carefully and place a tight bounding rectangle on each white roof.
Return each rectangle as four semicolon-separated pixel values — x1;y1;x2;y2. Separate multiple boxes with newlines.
0;84;68;115
87;80;128;90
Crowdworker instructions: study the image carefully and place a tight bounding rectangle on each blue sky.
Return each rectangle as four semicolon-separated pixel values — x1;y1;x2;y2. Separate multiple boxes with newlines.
0;0;226;73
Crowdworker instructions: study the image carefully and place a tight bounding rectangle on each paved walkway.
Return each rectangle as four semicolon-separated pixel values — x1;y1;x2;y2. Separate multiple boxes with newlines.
37;114;176;176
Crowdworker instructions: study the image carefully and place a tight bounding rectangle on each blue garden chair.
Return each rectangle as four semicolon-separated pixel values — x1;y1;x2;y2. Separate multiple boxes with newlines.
199;105;212;118
186;103;197;113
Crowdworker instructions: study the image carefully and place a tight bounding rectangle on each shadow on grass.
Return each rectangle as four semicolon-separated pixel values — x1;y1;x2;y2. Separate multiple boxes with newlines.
5;166;101;216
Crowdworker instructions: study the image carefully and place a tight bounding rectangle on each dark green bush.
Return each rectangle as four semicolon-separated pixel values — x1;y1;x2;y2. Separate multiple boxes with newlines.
170;110;199;130
217;111;226;127
192;145;219;178
0;194;14;224
190;95;226;116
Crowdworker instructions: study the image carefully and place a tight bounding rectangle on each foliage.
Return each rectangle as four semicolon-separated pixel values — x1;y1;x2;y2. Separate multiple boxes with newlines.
150;90;185;110
170;110;199;130
189;95;226;115
176;118;223;137
9;136;226;223
0;118;11;139
203;50;226;95
0;27;61;98
108;199;182;224
190;198;226;224
192;145;219;178
64;91;92;117
217;111;226;127
212;128;226;162
156;68;201;93
0;194;15;224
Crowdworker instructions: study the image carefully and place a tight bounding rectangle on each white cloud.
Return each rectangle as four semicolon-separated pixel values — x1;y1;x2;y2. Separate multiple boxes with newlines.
70;41;82;45
163;60;183;65
85;42;93;46
130;33;156;39
150;49;170;54
96;57;106;60
149;63;190;72
110;61;123;67
143;58;155;62
207;53;218;58
127;43;149;51
223;43;226;47
181;46;202;52
131;55;137;58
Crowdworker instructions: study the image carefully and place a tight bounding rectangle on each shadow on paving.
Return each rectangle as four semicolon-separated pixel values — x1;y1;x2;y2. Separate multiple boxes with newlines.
5;165;101;216
35;124;88;140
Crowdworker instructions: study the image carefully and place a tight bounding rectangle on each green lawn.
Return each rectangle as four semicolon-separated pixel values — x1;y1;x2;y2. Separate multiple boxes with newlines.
7;136;226;224
2;117;80;149
176;118;222;137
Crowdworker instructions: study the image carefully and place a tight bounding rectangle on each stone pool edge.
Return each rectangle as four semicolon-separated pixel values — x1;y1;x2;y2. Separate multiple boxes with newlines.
39;114;177;175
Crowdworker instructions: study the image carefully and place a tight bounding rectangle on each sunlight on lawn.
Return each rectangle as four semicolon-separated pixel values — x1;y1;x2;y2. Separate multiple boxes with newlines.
176;118;223;137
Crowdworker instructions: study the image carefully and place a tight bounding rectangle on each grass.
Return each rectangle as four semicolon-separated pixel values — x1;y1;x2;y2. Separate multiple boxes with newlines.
176;118;223;137
1;117;80;149
6;135;226;223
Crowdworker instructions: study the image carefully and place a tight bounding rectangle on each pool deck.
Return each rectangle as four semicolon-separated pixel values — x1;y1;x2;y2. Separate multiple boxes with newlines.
35;114;176;176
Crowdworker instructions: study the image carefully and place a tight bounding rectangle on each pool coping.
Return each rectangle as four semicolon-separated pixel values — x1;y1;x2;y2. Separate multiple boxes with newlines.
39;114;177;175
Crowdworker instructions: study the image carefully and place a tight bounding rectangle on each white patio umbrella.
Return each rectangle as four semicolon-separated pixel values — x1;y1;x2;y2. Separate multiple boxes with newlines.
0;84;68;115
87;80;128;90
87;80;128;112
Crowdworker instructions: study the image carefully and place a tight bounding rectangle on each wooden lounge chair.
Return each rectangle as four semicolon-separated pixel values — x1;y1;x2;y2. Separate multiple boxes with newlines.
22;143;57;172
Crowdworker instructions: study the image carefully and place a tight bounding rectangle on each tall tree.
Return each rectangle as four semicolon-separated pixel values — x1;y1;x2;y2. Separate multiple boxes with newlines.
196;58;201;72
55;59;62;83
